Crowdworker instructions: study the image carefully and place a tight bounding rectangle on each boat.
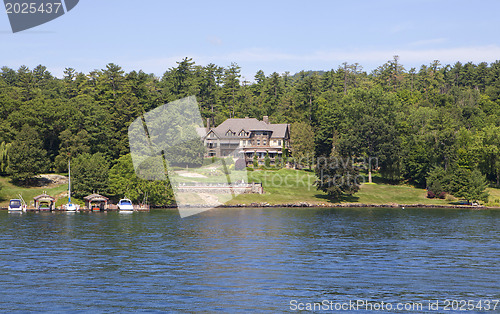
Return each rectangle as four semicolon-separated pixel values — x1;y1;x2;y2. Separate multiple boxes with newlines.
64;159;78;212
8;198;26;212
117;198;134;212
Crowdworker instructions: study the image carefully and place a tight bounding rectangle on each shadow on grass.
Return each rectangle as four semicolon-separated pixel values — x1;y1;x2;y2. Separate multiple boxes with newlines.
314;193;360;203
359;171;422;187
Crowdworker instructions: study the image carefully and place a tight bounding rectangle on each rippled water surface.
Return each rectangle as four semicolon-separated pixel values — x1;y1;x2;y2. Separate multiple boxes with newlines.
0;208;498;312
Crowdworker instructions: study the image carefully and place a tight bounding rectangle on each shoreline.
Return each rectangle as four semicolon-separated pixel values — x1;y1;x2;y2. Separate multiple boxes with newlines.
2;203;499;211
157;202;500;210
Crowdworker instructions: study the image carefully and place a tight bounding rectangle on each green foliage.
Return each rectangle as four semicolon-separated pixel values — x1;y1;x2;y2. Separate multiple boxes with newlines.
291;121;315;169
426;167;449;195
314;154;360;200
72;153;109;198
449;168;489;203
108;154;174;206
253;153;258;168
7;124;49;185
264;151;271;168
0;141;11;175
1;58;500;197
275;156;282;169
338;87;402;181
54;129;90;172
426;166;489;203
282;141;288;167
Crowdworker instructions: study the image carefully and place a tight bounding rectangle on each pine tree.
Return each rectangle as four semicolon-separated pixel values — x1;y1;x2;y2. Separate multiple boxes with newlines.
7;124;49;185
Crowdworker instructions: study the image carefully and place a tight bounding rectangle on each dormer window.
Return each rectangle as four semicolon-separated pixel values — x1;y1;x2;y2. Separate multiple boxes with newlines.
238;130;246;137
225;130;234;136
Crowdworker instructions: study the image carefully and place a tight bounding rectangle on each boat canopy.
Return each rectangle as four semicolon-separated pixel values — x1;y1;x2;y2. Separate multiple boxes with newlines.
9;199;22;208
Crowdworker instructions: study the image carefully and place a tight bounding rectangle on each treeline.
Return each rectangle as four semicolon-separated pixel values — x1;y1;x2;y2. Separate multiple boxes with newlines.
0;56;499;203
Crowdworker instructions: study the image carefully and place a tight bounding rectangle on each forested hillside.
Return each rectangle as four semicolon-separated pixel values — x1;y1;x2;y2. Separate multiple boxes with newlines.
1;56;499;202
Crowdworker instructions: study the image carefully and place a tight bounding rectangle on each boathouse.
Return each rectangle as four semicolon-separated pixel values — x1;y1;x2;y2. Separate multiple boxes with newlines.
84;194;109;211
33;193;55;211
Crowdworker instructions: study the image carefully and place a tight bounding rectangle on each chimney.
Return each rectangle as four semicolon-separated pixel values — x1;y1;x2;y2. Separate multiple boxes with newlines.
207;117;210;129
263;116;269;124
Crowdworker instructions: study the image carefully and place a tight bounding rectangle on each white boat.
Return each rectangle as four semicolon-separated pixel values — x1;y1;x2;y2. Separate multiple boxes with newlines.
64;160;78;212
8;199;26;212
117;198;134;212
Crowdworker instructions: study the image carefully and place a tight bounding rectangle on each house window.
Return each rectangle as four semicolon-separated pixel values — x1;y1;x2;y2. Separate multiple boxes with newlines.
257;140;260;145
278;140;282;146
263;140;267;145
239;130;246;136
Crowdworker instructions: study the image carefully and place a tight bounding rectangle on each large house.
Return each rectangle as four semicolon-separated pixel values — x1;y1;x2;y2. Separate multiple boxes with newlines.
201;116;290;166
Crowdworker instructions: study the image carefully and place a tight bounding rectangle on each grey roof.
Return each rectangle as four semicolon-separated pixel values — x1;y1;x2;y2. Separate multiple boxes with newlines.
268;123;289;138
84;194;109;201
34;194;55;201
209;118;289;139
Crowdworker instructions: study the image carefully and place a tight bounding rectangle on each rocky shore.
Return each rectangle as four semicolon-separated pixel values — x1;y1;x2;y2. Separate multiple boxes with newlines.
159;202;500;210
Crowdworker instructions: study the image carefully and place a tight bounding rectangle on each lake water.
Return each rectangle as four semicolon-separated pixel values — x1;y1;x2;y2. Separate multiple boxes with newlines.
0;208;498;313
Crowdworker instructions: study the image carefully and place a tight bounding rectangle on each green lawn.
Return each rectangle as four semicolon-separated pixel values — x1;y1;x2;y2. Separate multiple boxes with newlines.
227;169;500;207
228;169;322;205
487;187;500;206
0;176;67;207
355;184;449;205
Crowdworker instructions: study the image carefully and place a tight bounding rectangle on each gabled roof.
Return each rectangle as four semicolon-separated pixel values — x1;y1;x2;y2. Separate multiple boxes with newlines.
205;129;219;139
209;118;289;139
214;118;267;138
268;123;290;138
34;194;55;201
84;194;109;201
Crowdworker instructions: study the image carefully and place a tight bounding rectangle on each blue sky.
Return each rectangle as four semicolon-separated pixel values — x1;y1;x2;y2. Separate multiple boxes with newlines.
1;0;500;80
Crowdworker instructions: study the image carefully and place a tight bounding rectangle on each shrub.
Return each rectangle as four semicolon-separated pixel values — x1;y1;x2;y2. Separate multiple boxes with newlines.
275;157;282;169
438;191;446;199
245;167;254;172
264;151;271;168
427;190;435;198
426;167;448;195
